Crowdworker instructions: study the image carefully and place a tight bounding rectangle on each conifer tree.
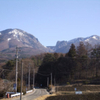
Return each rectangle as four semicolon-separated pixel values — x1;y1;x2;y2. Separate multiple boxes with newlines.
77;42;87;57
68;44;76;58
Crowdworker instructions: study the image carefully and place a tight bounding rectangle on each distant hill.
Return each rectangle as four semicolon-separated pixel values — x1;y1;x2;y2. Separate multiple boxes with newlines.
47;35;100;53
0;29;52;59
0;28;100;59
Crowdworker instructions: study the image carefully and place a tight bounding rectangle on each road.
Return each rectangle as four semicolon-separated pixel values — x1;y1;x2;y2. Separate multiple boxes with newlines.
11;89;49;100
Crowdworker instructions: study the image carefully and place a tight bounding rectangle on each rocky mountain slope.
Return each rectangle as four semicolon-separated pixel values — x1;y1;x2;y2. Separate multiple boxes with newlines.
0;29;51;59
47;35;100;53
0;28;100;59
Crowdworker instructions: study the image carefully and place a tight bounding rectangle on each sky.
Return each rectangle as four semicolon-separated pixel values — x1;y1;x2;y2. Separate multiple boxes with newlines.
0;0;100;46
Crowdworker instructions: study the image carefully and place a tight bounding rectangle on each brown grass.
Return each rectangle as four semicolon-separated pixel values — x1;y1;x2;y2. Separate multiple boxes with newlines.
46;93;100;100
57;85;100;91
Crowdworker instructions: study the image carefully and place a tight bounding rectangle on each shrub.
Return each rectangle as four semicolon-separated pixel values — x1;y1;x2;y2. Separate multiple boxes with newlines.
67;82;70;85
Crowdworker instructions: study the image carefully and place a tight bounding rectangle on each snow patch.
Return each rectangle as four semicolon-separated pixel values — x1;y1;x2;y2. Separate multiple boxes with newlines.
25;44;30;47
92;36;98;40
85;39;89;42
0;33;1;35
24;44;33;48
13;34;17;37
9;29;24;36
17;39;20;41
7;38;11;41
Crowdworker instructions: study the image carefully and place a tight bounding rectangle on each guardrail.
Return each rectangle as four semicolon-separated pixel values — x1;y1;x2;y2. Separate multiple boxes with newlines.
6;89;34;98
11;92;23;98
26;90;33;93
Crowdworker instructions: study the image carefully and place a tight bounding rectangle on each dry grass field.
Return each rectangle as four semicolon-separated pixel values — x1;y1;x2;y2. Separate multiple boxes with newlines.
1;85;100;100
57;85;100;91
46;93;100;100
45;85;100;100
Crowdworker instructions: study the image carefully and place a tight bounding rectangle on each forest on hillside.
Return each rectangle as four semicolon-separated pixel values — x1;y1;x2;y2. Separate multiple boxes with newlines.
0;42;100;97
36;42;100;87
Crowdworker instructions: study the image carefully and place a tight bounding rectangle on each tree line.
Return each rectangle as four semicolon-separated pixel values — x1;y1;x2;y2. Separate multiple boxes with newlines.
0;42;100;96
36;42;100;87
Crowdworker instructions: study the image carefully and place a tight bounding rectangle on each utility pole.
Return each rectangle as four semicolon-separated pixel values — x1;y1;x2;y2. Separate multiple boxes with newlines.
33;69;35;89
20;60;23;100
47;77;49;87
28;63;30;90
15;46;19;93
54;76;55;86
51;73;52;89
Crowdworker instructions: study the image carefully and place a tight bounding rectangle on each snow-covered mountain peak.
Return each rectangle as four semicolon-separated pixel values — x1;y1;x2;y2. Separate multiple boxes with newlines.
90;35;100;40
0;28;50;54
48;35;100;53
8;29;25;36
92;36;98;40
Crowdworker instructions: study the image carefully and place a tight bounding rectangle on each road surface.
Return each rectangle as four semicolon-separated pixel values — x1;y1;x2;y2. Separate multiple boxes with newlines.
11;89;49;100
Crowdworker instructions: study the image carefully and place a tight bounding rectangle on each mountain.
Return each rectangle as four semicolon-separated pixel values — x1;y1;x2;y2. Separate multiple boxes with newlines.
47;35;100;53
0;28;100;59
47;41;67;51
0;29;51;59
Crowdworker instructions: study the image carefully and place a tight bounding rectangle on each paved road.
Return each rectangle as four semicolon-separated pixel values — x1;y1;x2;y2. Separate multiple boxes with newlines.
11;89;49;100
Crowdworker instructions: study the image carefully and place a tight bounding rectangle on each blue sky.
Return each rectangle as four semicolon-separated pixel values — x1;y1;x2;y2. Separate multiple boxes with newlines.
0;0;100;46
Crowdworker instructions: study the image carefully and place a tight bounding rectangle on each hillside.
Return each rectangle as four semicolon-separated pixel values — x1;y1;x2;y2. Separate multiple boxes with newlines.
47;35;100;53
0;29;52;59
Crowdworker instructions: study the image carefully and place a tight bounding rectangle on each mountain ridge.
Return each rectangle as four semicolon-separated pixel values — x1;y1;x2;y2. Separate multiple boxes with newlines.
0;28;100;58
0;28;52;59
47;35;100;53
